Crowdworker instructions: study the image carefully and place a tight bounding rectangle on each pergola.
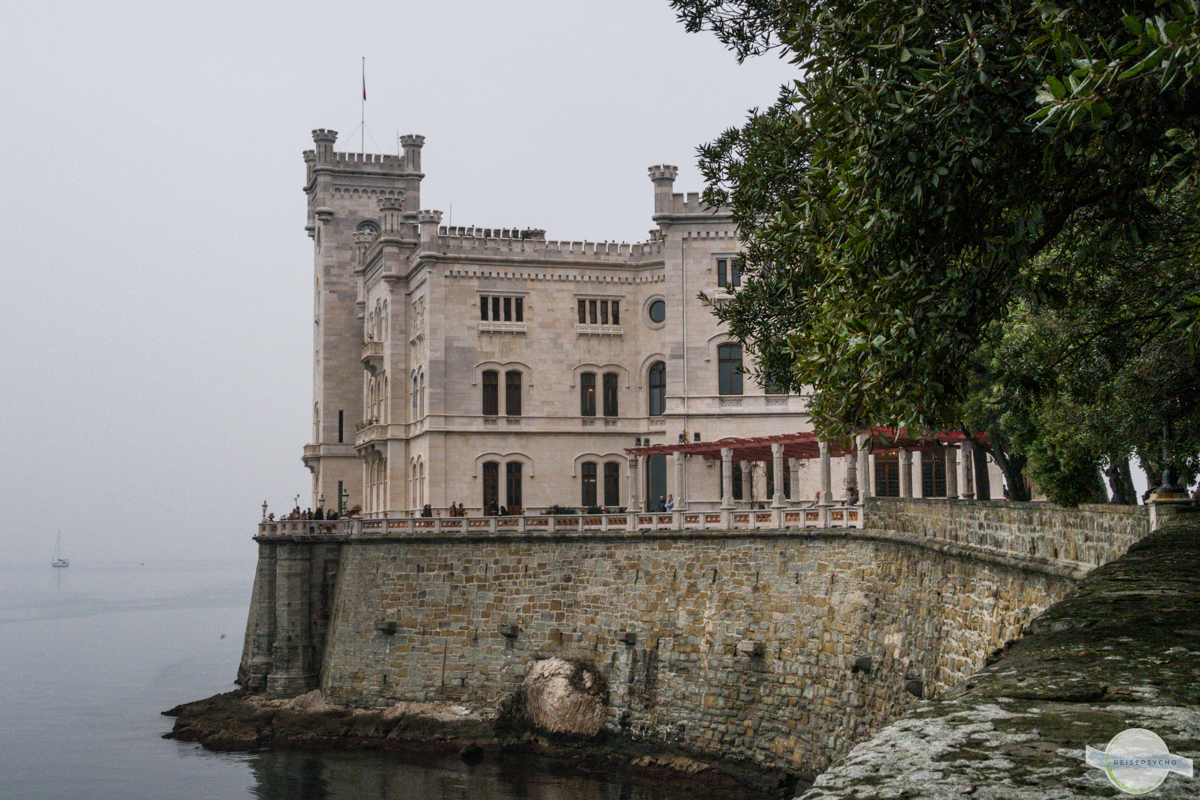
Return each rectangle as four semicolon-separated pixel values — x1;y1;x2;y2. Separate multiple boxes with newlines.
623;428;987;511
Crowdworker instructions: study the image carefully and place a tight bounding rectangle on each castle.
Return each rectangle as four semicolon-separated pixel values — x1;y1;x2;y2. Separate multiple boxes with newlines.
300;129;999;516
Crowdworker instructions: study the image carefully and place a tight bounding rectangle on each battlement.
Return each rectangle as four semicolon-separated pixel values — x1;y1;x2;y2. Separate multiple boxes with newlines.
663;191;728;217
648;164;679;182
307;128;414;174
432;227;664;261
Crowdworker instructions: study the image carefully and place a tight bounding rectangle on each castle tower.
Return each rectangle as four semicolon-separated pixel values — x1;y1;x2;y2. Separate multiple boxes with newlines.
302;129;422;512
649;165;679;218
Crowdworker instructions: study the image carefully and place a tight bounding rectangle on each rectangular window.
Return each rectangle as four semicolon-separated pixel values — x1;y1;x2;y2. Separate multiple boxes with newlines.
482;371;499;416
505;370;522;416
717;258;741;288
718;344;743;395
875;455;900;497
578;299;586;324
580;372;596;417
604;462;620;507
922;454;947;497
483;462;499;509
338;410;344;443
589;299;598;324
481;295;526;323
611;300;619;325
600;301;609;325
603;373;618;417
506;461;522;509
581;462;597;507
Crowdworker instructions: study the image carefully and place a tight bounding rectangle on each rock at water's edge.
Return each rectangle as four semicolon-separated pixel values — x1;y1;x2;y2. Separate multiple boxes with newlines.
520;657;608;738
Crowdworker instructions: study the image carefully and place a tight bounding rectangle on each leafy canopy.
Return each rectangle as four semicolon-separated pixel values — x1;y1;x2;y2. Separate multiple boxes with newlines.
676;0;1200;443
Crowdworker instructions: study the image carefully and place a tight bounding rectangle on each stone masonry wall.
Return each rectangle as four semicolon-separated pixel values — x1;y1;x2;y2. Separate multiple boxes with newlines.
865;498;1148;575
317;529;1075;775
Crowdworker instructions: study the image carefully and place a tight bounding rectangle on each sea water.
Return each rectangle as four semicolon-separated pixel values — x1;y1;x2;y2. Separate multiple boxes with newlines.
0;560;755;800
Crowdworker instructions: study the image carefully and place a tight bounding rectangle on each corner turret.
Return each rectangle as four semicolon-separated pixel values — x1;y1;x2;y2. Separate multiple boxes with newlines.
377;193;407;237
313;129;338;163
649;165;679;217
418;210;443;244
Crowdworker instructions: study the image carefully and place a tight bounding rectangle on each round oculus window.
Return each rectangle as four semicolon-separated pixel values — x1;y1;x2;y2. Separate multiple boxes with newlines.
648;299;666;323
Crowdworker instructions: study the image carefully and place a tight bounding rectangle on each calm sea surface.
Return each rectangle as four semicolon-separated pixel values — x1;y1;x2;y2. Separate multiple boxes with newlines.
0;560;759;800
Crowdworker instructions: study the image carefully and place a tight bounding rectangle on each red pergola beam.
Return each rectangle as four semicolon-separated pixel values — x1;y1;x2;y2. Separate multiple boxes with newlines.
625;428;984;462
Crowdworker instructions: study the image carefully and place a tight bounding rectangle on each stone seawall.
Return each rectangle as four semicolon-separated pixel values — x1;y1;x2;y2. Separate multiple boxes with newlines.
237;501;1153;777
314;529;1073;775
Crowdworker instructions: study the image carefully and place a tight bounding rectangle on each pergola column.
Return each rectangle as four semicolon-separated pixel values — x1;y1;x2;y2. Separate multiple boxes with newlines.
845;453;858;500
857;434;872;500
960;440;975;500
627;456;639;511
819;441;833;506
900;449;913;498
912;451;925;499
720;447;734;510
771;442;785;509
945;446;959;499
674;451;687;511
789;457;801;506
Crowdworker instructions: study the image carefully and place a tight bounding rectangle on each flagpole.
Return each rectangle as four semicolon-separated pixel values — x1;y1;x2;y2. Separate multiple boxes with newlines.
361;57;366;153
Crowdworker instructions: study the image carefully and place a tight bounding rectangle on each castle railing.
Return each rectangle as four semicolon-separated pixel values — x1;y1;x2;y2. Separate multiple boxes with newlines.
256;505;861;539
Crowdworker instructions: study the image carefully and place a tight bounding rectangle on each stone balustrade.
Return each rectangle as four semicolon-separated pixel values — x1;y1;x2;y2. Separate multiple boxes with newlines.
257;504;863;540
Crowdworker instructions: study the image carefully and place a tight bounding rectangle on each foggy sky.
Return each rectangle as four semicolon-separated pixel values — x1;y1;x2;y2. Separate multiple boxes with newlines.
0;1;799;565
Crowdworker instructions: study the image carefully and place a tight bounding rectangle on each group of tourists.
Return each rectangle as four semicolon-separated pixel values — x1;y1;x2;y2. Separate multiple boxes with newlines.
281;507;344;521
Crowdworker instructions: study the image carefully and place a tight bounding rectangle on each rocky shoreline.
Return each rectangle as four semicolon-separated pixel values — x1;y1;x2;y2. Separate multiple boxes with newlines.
162;689;805;799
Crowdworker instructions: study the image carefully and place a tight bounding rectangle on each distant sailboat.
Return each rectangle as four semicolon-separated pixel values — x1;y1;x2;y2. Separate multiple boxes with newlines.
51;531;69;568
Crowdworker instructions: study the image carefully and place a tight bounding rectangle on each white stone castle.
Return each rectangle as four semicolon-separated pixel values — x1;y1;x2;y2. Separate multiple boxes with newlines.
301;129;998;517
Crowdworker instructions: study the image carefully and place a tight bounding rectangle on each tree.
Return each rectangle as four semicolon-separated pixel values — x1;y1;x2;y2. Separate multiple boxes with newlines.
676;0;1200;439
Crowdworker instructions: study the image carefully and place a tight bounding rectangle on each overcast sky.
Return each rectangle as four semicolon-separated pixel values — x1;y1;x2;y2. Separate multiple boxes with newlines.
0;1;799;565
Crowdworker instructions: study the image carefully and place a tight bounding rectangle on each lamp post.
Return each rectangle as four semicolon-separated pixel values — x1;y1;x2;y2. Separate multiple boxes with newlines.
318;494;325;512
340;488;349;515
261;501;268;521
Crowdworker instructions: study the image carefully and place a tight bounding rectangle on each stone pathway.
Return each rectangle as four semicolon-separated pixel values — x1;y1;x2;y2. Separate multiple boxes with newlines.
798;511;1200;799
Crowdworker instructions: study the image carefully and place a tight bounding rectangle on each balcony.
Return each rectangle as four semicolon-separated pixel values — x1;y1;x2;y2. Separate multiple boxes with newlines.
478;322;527;335
356;423;387;445
361;340;383;376
576;324;624;337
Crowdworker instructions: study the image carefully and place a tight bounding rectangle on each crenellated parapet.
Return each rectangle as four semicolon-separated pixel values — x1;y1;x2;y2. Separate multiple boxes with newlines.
428;228;664;263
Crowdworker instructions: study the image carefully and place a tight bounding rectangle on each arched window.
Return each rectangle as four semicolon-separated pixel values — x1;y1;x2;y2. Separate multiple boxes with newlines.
648;361;665;417
413;374;420;417
482;370;499;416
581;462;598;507
505;370;522;416
418;370;425;419
580;372;596;417
603;462;620;507
506;461;522;510
603;372;618;417
718;344;743;395
483;461;499;509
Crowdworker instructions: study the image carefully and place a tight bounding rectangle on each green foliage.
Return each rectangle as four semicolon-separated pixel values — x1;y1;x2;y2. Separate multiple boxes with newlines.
548;504;578;516
675;0;1200;438
675;0;1200;502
